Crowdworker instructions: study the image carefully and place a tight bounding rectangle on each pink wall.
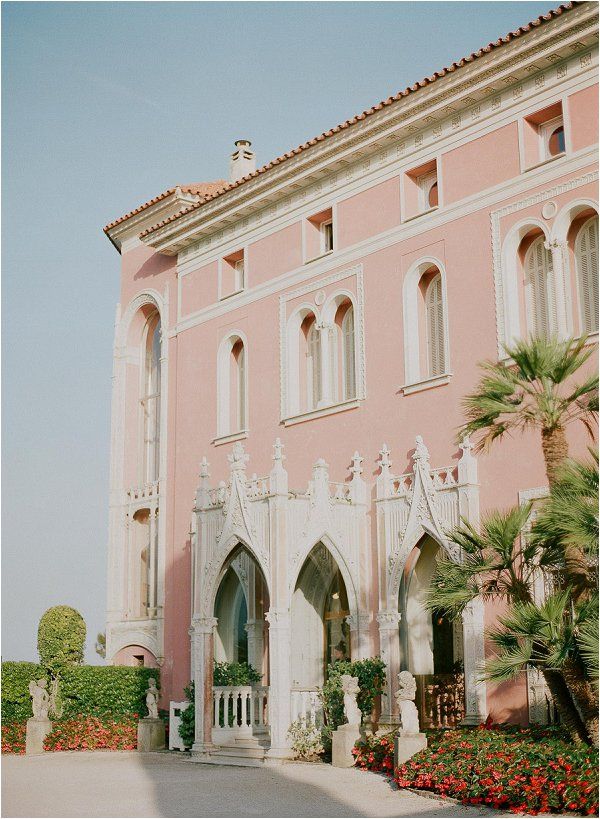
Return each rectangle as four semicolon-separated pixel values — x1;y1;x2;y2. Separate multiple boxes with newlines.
336;178;400;248
114;90;599;720
442;123;520;202
568;83;599;153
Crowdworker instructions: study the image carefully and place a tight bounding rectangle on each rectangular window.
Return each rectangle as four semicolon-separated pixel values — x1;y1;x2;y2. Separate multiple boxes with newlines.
522;101;565;169
304;207;334;261
220;249;245;299
403;159;439;220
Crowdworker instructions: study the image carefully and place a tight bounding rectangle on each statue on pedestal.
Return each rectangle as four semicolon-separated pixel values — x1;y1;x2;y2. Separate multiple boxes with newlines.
145;678;159;719
340;674;362;727
395;671;420;734
29;679;50;721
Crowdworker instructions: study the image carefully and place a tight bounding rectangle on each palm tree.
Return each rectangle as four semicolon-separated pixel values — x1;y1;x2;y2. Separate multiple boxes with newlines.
486;590;598;747
459;334;598;598
425;506;592;745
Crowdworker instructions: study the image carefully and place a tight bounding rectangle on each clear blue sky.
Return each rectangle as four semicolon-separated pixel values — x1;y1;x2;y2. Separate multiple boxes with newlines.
2;1;555;663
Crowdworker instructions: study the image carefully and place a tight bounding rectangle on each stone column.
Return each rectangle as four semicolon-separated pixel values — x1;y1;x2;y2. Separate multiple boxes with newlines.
317;323;334;408
148;507;158;616
191;616;217;757
347;612;371;660
461;597;487;725
377;610;401;725
245;619;264;672
265;609;293;761
545;239;571;338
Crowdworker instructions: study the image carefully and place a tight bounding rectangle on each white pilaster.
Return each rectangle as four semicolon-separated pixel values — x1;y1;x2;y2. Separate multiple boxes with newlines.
377;610;401;724
191;616;218;756
545;238;571;337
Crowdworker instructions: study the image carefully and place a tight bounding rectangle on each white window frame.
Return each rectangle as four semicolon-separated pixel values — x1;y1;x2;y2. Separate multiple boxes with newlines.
215;332;249;442
538;115;565;162
320;219;334;254
524;236;555;338
575;215;599;335
418;170;438;213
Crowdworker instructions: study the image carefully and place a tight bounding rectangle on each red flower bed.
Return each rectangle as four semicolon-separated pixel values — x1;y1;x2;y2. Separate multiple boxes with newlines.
2;722;26;755
2;716;139;754
353;725;599;816
352;732;394;774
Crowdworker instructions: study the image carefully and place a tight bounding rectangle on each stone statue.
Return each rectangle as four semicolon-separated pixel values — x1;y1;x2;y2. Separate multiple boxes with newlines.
395;671;420;735
145;678;159;719
29;678;50;721
340;674;362;727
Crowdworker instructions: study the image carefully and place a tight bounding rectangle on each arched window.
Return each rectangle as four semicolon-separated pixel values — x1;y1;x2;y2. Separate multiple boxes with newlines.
425;274;445;377
341;305;356;400
142;315;161;484
575;216;599;334
524;236;554;338
217;334;248;437
307;320;322;410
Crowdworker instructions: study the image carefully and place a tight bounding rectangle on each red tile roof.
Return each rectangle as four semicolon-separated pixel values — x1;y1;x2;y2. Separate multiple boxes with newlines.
105;3;581;241
103;181;227;233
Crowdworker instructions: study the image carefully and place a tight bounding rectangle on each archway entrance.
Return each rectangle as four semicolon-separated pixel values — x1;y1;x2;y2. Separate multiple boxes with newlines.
213;545;269;677
291;542;351;693
399;535;465;728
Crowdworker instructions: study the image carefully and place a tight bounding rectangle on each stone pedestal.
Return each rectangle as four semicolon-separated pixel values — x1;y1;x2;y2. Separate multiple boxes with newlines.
26;718;52;755
394;732;427;766
137;718;165;752
332;724;361;768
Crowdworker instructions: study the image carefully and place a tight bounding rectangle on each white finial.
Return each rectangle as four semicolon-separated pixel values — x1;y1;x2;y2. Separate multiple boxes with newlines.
379;444;391;469
200;456;210;480
273;438;285;462
350;451;363;477
413;435;430;464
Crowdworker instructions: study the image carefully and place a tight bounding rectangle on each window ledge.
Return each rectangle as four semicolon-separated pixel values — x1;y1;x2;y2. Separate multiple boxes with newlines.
524;152;566;174
401;373;452;395
402;205;439;224
304;249;334;265
283;398;360;427
212;429;249;446
219;288;245;302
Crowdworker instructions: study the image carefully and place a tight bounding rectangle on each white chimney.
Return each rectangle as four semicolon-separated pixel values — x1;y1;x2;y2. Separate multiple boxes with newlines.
229;139;256;183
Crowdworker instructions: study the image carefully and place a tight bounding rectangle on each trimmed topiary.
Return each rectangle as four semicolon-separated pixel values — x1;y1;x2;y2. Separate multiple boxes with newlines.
37;606;86;676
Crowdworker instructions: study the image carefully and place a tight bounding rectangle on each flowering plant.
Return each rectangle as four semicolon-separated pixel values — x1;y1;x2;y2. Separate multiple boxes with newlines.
1;722;26;755
42;715;138;752
352;732;394;774
394;725;598;816
287;720;324;761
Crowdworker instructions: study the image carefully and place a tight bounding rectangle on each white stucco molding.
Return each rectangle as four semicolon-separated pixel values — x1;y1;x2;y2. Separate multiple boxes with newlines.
491;170;599;356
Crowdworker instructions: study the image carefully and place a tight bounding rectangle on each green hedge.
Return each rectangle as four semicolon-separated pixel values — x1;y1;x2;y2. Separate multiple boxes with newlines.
1;662;159;722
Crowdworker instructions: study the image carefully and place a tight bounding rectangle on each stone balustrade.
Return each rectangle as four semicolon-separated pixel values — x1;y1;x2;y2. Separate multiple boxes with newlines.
212;685;269;743
290;688;323;727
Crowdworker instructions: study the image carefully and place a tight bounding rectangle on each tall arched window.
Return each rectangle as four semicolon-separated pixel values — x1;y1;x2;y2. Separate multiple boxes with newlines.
142;315;161;484
425;274;445;377
575;216;599;334
341;305;356;400
217;334;248;437
525;236;554;338
307;321;322;410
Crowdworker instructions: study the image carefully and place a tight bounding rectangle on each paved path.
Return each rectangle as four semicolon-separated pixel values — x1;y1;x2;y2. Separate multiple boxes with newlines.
2;751;506;818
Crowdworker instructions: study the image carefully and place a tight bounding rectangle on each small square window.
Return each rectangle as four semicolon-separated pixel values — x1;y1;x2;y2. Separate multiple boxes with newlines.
418;170;438;212
304;207;333;262
522;102;565;169
220;250;245;299
404;159;439;220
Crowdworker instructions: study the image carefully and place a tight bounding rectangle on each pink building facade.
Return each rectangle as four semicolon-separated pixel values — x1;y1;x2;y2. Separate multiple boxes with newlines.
104;4;598;763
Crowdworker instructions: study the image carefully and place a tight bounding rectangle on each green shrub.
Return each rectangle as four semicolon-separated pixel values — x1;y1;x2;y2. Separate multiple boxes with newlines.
320;657;386;732
178;682;195;749
1;662;158;722
213;661;262;686
37;606;86;676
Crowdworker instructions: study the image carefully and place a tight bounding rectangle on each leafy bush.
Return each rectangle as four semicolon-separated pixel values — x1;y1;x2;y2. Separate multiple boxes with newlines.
37;606;86;676
394;725;599;816
213;661;262;686
178;682;195;749
287;720;324;760
1;662;158;722
352;731;395;774
320;657;386;732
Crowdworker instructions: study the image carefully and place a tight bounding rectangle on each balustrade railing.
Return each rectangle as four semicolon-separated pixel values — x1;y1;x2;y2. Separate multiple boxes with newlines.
212;685;269;743
290;688;323;727
127;481;160;503
415;673;465;729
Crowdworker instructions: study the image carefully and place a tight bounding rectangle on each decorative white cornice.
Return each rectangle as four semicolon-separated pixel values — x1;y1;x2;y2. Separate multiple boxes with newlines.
141;8;597;256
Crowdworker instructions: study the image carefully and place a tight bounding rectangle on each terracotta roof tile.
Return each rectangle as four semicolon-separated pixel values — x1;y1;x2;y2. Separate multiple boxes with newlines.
108;2;581;242
103;180;227;233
